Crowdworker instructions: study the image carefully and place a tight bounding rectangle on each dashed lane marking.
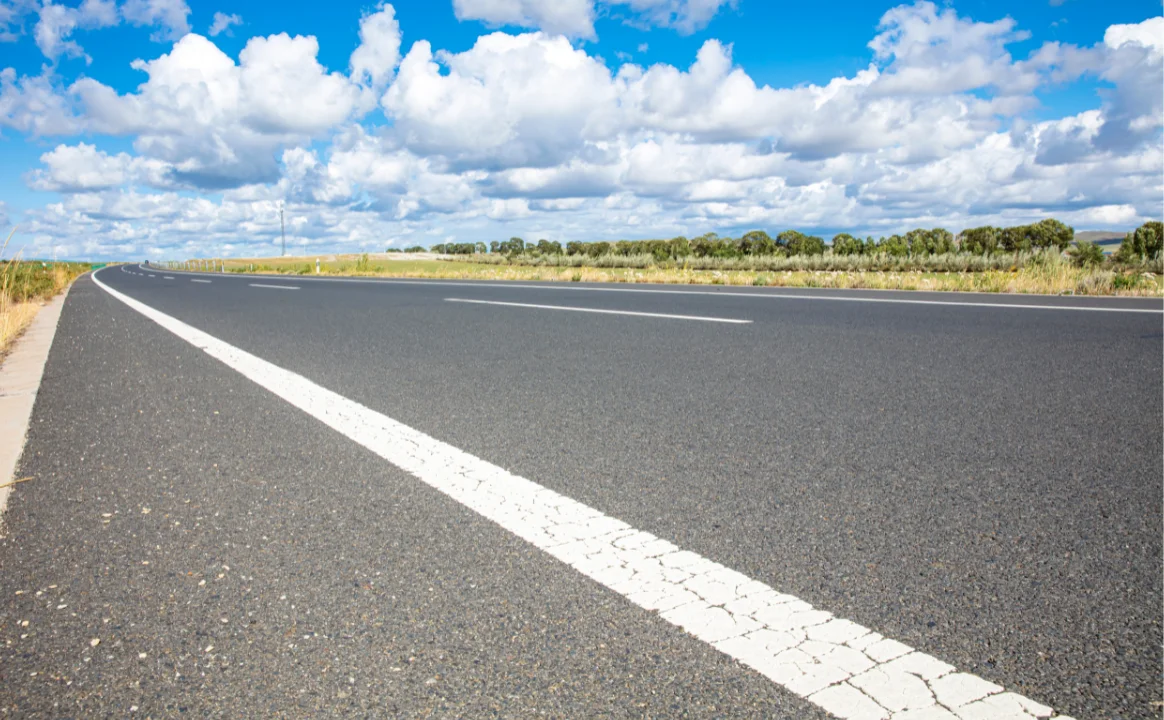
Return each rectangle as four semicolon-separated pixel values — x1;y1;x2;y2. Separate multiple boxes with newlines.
92;268;1074;720
445;298;751;324
249;283;300;291
191;279;212;284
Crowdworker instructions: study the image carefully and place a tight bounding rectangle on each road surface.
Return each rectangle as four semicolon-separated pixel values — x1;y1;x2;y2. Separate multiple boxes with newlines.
0;265;1159;718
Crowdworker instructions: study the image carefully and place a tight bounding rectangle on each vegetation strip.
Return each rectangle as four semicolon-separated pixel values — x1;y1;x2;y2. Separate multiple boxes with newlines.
173;220;1163;297
0;232;91;357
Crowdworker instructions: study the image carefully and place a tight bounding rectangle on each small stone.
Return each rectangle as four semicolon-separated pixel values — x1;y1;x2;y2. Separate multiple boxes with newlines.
90;639;100;647
141;508;150;514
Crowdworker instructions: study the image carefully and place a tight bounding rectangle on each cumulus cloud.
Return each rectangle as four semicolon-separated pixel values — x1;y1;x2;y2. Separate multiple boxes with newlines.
26;142;171;191
208;11;241;37
383;32;618;167
349;3;402;90
69;32;365;187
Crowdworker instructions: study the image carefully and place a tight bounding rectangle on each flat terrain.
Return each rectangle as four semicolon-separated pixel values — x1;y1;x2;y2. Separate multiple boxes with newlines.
0;266;1160;718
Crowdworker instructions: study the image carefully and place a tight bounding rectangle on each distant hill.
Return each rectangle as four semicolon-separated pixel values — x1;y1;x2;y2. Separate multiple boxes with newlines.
1076;230;1126;248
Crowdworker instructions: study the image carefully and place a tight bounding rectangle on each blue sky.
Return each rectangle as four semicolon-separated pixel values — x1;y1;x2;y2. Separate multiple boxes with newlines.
0;0;1161;259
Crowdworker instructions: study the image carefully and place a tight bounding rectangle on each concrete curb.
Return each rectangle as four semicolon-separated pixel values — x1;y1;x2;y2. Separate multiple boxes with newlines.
0;285;72;530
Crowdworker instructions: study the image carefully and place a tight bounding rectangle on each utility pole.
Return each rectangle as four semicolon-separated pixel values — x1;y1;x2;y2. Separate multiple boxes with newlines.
280;204;286;257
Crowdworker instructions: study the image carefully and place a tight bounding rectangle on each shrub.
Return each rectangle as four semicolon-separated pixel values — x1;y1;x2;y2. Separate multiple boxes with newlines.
1068;240;1105;268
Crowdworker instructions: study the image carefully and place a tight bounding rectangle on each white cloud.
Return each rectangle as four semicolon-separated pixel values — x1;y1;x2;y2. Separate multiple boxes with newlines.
0;1;38;43
33;0;118;61
453;0;596;39
610;0;735;34
208;11;241;37
349;3;402;90
0;68;84;135
383;32;617;167
70;32;364;187
452;0;733;38
1104;16;1164;52
121;0;191;41
27;141;170;191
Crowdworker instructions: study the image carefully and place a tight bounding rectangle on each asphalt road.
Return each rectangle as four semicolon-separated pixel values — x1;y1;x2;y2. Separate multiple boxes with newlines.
0;265;1160;718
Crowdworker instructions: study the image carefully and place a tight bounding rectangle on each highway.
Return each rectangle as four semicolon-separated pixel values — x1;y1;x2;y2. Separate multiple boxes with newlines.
0;264;1160;718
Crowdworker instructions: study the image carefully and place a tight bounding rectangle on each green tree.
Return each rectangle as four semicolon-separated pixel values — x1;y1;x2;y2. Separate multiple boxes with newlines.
1030;218;1074;250
536;239;562;255
999;226;1031;253
775;230;803;252
959;226;999;255
830;233;863;255
879;235;908;257
1115;220;1163;261
782;231;825;256
739;230;776;255
585;241;612;258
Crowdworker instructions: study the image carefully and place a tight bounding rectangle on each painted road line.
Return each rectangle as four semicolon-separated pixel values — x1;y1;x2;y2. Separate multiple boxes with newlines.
91;268;1071;720
249;283;300;291
148;274;156;277
163;276;174;280
191;279;212;284
446;298;752;324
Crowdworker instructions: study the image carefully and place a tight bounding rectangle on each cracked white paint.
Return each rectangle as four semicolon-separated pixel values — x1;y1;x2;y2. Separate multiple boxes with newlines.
92;270;1077;720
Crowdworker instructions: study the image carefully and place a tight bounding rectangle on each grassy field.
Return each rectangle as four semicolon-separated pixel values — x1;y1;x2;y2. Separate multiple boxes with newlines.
0;239;91;356
180;252;1164;297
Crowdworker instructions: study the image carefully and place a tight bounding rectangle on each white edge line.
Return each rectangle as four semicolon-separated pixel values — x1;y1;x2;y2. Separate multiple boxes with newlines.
446;297;751;324
147;267;1162;314
249;283;300;290
91;267;1071;720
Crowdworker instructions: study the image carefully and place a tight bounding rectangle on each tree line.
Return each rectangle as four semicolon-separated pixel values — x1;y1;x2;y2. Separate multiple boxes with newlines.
406;219;1162;262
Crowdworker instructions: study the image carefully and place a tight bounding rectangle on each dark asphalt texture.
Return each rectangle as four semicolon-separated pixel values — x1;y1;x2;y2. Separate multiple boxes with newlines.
2;266;1161;718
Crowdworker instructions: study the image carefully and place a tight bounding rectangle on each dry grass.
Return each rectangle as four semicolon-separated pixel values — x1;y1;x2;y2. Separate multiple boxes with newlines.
0;230;90;357
195;251;1164;297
